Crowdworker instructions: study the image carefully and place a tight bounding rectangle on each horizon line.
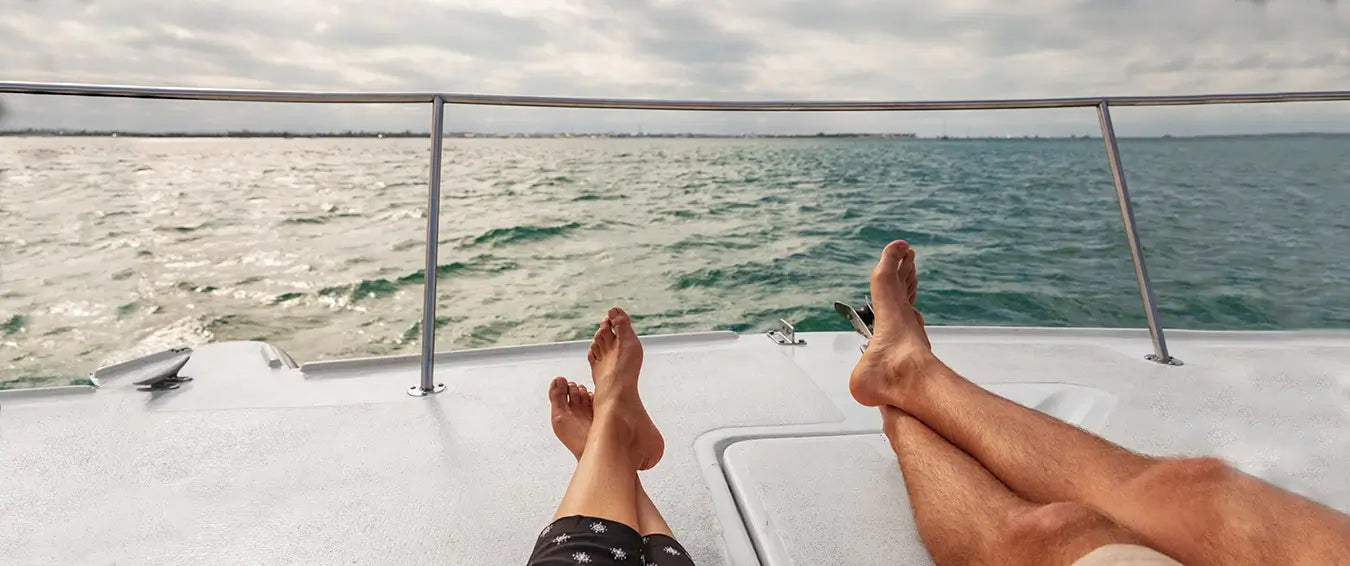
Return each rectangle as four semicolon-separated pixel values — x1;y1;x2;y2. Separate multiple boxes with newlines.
3;128;1349;140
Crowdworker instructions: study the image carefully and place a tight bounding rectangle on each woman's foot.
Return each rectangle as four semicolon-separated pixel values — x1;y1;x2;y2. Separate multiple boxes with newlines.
587;307;665;470
548;377;593;460
850;241;940;407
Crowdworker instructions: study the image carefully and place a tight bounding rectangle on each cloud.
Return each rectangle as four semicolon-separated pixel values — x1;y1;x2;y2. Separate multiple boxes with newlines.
1;0;1348;135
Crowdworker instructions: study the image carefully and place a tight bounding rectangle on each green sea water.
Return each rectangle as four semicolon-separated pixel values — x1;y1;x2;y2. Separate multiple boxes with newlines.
2;136;1348;388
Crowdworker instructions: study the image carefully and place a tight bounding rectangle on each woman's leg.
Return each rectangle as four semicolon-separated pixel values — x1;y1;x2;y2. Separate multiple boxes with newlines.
530;309;668;565
635;477;674;537
543;373;696;564
551;413;641;526
635;477;695;565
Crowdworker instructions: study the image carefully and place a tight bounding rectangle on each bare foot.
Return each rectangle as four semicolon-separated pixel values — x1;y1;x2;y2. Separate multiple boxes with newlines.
548;376;593;460
587;307;665;470
850;241;939;407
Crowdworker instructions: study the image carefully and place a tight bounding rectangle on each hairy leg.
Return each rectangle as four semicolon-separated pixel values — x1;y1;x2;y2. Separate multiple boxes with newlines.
854;240;1350;566
883;405;1145;566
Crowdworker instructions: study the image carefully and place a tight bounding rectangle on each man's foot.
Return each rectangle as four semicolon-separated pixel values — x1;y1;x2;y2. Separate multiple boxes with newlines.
587;307;665;470
548;376;593;460
850;241;939;407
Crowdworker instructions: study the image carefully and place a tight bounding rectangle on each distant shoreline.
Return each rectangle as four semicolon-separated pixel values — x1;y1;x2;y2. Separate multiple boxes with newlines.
1;130;1345;140
0;130;916;140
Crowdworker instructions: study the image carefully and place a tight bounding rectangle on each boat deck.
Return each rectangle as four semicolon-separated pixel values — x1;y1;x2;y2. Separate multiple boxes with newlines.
2;327;1347;565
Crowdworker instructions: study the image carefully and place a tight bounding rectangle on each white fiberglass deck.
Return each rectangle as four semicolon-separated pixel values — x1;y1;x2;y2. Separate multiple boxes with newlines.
2;328;1348;565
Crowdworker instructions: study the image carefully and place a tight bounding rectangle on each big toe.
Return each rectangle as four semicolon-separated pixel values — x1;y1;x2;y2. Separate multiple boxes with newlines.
608;307;639;341
871;241;910;304
548;377;568;409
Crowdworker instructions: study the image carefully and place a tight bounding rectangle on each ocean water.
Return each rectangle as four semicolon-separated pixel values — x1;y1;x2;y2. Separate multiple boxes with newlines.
2;136;1348;389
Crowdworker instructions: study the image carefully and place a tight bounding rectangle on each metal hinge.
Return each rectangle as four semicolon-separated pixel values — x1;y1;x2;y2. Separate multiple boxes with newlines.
767;319;805;345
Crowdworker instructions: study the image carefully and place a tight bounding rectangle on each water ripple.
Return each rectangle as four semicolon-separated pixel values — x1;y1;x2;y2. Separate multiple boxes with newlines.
3;136;1349;388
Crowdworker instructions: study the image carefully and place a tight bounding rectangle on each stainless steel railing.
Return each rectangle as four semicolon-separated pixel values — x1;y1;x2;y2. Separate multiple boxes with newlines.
4;81;1350;109
7;81;1350;386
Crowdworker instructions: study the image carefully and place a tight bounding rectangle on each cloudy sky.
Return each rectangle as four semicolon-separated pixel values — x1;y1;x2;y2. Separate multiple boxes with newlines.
2;0;1349;135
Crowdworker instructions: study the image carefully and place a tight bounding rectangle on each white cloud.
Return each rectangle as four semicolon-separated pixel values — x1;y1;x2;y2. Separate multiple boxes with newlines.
1;0;1348;135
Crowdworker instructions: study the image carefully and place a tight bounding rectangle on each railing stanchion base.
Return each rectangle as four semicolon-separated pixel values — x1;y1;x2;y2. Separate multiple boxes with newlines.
407;383;447;397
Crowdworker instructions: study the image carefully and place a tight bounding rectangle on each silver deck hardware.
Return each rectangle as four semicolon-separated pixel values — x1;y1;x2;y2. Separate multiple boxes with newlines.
833;300;875;340
131;349;194;391
768;319;806;345
833;300;875;352
5;82;1339;371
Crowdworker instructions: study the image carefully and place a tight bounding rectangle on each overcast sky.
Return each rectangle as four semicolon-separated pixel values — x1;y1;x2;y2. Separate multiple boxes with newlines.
2;0;1349;135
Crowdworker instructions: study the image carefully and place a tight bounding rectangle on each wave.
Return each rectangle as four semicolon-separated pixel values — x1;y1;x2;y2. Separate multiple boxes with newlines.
466;222;582;247
273;257;520;304
2;314;24;335
318;278;400;302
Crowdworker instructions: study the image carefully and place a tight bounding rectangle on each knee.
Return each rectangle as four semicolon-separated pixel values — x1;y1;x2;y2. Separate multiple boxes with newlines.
1122;457;1261;539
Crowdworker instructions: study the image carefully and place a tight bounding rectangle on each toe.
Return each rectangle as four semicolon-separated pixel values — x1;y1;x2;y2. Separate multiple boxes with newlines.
587;339;600;363
902;248;918;304
548;377;568;409
567;382;581;406
608;307;639;341
879;240;909;266
596;318;616;347
578;385;592;410
871;241;910;305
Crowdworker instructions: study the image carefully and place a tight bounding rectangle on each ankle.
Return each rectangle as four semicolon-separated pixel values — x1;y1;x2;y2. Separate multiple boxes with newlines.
592;407;637;440
889;350;942;396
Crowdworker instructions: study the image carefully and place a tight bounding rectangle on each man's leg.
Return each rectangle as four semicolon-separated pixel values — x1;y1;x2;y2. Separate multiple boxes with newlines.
853;240;1350;566
882;405;1152;566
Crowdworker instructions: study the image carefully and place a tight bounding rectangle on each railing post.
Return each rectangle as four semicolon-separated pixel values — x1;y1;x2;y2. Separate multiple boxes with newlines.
409;96;449;395
1095;101;1181;366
